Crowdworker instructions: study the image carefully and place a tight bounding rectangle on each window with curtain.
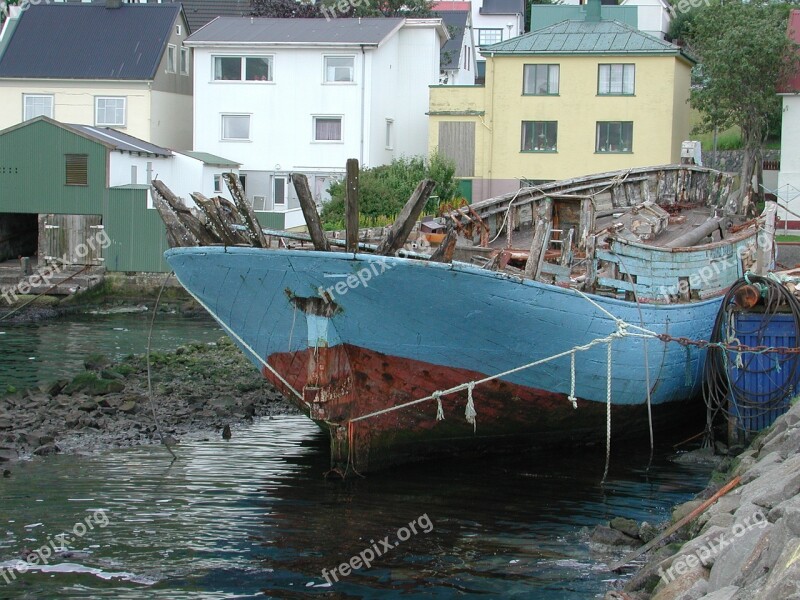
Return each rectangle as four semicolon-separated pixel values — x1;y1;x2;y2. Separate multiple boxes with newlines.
598;64;635;95
596;121;633;153
521;121;558;152
314;117;342;141
213;56;273;81
523;64;559;95
221;114;250;140
23;95;53;120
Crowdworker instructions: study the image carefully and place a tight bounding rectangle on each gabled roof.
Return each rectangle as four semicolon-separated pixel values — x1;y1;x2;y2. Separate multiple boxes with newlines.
483;18;693;62
69;124;172;156
437;11;469;70
0;117;172;157
779;9;800;94
179;0;251;32
479;0;524;15
0;4;182;80
177;151;240;167
186;16;406;46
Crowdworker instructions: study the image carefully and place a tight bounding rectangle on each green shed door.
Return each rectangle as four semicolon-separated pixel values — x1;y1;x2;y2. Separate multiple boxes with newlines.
458;179;473;204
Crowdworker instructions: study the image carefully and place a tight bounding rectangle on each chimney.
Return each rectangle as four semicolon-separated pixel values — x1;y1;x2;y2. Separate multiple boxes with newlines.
106;0;123;9
585;0;601;22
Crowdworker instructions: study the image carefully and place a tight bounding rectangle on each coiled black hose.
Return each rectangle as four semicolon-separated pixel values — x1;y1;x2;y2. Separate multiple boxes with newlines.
703;274;800;435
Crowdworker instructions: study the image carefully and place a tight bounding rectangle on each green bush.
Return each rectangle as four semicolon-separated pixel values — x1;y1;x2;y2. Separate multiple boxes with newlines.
320;153;457;229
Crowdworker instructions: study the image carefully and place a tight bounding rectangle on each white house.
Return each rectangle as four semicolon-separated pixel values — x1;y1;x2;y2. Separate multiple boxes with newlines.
619;0;672;39
185;17;448;230
65;123;240;204
433;0;524;82
437;10;477;85
0;1;193;150
778;9;800;228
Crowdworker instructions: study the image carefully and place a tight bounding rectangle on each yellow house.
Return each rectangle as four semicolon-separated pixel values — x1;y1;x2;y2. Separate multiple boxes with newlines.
428;0;695;202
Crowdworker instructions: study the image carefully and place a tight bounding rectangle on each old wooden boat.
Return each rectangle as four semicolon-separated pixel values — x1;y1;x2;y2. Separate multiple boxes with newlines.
154;165;775;474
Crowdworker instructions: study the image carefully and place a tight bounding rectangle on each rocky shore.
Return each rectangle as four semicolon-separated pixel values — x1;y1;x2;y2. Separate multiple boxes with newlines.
601;400;800;600
0;336;298;463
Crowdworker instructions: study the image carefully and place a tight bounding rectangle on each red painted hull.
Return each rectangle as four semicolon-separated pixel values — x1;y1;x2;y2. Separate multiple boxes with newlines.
262;344;700;474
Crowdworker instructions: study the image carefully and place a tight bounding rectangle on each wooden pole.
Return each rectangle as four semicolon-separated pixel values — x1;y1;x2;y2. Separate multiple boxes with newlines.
524;197;552;279
222;172;268;248
151;180;201;247
291;173;330;252
376;179;436;256
608;476;741;571
429;227;457;263
345;159;359;253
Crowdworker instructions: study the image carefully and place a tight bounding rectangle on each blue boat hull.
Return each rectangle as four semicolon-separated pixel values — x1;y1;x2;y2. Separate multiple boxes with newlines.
166;247;715;472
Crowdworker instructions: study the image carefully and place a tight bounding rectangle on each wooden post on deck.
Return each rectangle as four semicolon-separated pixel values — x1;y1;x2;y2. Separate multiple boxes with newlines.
345;159;359;253
524;197;553;279
376;179;436;256
429;227;457;263
292;173;331;252
222;172;268;248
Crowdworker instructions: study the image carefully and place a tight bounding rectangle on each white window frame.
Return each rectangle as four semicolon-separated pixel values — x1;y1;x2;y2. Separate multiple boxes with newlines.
313;116;343;143
167;44;176;73
272;176;287;207
180;47;189;75
212;55;274;82
220;114;251;141
477;28;502;47
94;96;126;127
176;24;182;36
323;55;355;83
213;174;223;193
385;118;394;150
23;94;53;120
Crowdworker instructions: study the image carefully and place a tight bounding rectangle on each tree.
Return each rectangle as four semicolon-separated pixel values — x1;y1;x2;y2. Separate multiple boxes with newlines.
686;1;797;207
320;153;458;228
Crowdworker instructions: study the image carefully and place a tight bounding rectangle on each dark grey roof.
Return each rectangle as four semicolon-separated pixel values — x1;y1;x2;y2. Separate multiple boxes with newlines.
70;124;172;156
179;0;251;32
436;11;468;69
0;4;181;80
479;0;524;15
187;16;405;45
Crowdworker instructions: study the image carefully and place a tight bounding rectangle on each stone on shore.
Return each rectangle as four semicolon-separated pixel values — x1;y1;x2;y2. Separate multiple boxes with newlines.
622;399;800;600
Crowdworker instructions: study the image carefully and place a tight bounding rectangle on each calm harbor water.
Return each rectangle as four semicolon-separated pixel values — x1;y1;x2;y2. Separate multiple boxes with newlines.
0;312;223;391
0;313;715;598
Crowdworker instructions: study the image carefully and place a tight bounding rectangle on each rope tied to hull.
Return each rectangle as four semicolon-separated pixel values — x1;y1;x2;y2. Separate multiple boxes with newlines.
434;391;445;421
465;381;477;431
568;351;578;409
601;339;613;485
